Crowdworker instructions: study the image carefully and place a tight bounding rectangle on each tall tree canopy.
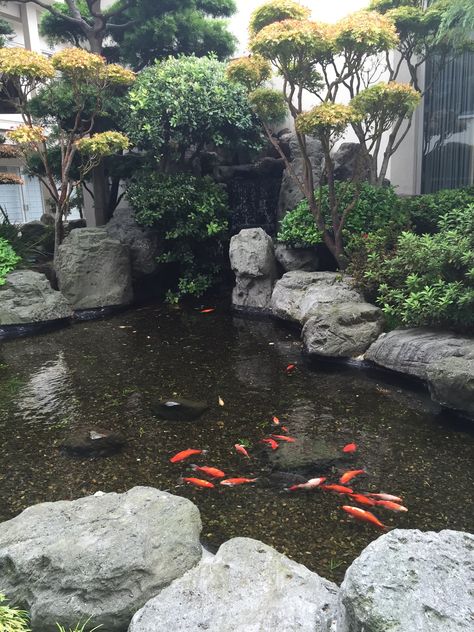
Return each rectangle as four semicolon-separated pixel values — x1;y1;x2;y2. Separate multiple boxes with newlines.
10;0;237;68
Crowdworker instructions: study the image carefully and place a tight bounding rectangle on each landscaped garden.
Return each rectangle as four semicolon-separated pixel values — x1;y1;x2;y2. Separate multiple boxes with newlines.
0;1;473;631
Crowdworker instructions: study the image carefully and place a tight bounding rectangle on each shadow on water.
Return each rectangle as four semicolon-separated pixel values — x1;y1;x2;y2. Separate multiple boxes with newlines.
0;301;473;584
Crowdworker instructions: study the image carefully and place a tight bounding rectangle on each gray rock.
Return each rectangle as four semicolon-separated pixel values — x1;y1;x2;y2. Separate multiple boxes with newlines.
0;487;202;632
230;228;278;313
333;142;371;182
277;133;324;217
19;220;48;241
271;271;362;324
60;427;126;457
426;357;474;419
274;243;319;272
303;302;384;358
152;398;209;422
366;329;474;380
0;270;72;325
338;529;474;632
56;228;133;310
129;537;338;632
105;207;160;278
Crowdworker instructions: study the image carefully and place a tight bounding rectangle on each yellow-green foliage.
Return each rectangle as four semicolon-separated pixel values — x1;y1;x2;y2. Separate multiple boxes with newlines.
351;81;421;131
250;19;335;67
334;10;399;54
0;593;30;631
296;103;360;139
7;125;46;145
248;87;287;124
249;0;311;36
0;172;24;185
0;47;54;80
76;131;130;157
226;55;271;91
100;64;136;86
51;47;105;79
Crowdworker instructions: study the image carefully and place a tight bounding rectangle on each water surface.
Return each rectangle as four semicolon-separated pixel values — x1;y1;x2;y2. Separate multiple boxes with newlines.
1;303;473;583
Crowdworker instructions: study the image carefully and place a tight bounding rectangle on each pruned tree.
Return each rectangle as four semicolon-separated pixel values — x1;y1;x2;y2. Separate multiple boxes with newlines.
0;47;133;259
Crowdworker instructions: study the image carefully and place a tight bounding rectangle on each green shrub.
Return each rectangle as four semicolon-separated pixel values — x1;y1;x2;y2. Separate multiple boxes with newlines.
127;172;229;302
277;182;407;247
352;204;474;331
401;186;474;234
0;237;20;284
0;593;30;632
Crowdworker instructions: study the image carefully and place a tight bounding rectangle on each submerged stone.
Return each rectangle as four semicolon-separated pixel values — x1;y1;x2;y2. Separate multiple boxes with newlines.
60;427;126;457
129;537;338;632
152;398;209;421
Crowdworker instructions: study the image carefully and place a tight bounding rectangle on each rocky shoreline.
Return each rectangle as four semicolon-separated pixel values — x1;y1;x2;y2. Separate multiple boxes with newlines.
230;228;474;421
0;487;472;632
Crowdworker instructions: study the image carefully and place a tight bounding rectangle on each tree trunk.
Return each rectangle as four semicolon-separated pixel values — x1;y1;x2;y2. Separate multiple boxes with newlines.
53;205;64;261
92;163;109;225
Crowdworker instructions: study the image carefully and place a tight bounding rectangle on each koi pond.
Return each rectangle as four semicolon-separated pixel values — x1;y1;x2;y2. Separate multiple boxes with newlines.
1;302;473;583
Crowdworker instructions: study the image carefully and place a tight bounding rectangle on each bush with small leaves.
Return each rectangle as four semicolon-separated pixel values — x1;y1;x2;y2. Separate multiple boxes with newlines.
0;237;21;285
401;186;474;234
351;204;474;331
126;172;230;302
249;0;311;36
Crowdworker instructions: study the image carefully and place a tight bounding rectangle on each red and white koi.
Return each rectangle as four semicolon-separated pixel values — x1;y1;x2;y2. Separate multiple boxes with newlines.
234;444;250;458
220;477;257;487
288;477;326;491
365;493;403;503
271;434;296;443
375;500;408;512
261;438;279;450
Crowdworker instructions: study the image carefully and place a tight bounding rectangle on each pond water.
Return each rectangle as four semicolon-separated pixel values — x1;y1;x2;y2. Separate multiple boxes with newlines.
1;302;473;583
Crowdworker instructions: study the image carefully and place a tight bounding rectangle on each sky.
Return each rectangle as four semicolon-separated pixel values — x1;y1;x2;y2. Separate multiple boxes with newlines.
230;0;369;54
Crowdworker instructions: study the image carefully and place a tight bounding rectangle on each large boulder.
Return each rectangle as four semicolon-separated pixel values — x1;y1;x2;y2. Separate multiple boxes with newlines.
274;243;319;272
230;228;278;314
129;537;338;632
0;270;72;326
302;302;384;358
426;357;474;419
338;529;474;632
0;487;202;632
333;142;371;182
271;271;363;324
365;329;474;380
56;228;133;310
277;132;324;218
105;207;160;278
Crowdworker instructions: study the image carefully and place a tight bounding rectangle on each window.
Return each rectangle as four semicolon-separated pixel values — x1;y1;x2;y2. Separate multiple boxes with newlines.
0;166;45;223
422;51;474;192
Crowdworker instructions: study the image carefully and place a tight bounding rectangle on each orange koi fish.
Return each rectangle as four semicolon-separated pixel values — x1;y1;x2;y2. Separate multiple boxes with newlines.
272;416;280;425
339;469;365;484
365;493;403;503
288;477;326;491
348;493;377;507
234;444;250;458
200;308;215;313
261;438;279;450
220;477;257;486
271;434;296;443
320;484;354;494
341;505;386;530
375;500;408;512
190;465;225;478
281;426;289;433
182;477;214;489
170;448;205;463
342;443;357;453
286;363;297;374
